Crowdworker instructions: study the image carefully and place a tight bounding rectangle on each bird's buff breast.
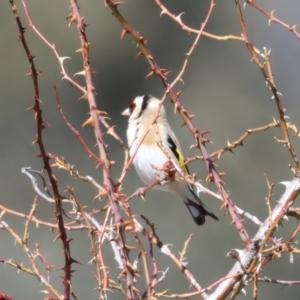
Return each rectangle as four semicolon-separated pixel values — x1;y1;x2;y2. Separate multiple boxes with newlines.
130;144;170;190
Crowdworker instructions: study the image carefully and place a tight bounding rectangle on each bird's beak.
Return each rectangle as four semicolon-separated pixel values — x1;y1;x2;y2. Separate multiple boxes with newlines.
121;108;130;116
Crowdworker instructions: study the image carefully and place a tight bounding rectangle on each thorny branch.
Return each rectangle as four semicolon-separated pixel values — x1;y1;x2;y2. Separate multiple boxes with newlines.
10;1;73;299
234;0;299;173
246;0;300;41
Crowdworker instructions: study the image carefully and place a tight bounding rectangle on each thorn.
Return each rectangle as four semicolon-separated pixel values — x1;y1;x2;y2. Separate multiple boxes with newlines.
176;12;185;22
112;1;124;7
82;117;94;127
267;48;272;56
145;71;154;79
120;28;129;40
42;120;50;128
106;125;116;135
124;244;137;251
160;8;167;16
279;181;291;189
268;18;272;27
291;24;298;31
240;288;246;296
220;201;227;210
200;130;211;137
136;51;143;57
202;138;212;145
205;173;214;183
53;232;62;242
162;70;172;77
189;144;199;149
73;70;86;77
83;110;109;127
268;10;276;26
176;90;183;97
67;15;78;27
70;257;81;265
78;93;88;101
59;56;71;64
231;248;244;257
173;102;180;114
26;105;35;111
270;10;276;17
227;140;233;147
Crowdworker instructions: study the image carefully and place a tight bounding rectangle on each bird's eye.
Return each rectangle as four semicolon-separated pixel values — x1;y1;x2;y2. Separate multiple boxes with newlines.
129;100;136;113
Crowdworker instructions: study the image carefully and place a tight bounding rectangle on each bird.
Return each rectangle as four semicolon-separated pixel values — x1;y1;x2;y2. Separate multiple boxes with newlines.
121;95;218;225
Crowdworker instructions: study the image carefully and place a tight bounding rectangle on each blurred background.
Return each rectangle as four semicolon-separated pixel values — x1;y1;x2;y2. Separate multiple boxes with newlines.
0;0;300;299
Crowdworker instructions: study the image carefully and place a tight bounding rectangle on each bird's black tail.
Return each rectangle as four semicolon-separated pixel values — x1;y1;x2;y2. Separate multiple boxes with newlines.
185;198;219;226
174;181;219;225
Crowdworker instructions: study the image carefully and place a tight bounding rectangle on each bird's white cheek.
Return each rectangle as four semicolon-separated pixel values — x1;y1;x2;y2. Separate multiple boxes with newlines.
127;125;138;149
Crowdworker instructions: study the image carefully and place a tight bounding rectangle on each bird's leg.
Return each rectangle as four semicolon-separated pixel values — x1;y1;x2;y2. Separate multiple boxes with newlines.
151;160;176;185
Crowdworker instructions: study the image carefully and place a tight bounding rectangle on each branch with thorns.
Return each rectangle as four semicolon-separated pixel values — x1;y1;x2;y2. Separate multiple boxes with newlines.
10;1;74;298
235;0;299;173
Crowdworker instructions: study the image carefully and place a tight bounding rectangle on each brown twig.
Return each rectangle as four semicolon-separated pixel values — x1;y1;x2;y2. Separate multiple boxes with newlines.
185;121;280;164
234;0;299;173
22;196;38;244
258;277;300;285
155;0;244;42
54;86;106;168
264;174;274;219
12;1;74;298
179;234;193;263
68;1;139;297
246;1;300;40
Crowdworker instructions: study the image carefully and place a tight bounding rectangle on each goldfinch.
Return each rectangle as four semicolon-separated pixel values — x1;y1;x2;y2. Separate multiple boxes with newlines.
122;95;218;225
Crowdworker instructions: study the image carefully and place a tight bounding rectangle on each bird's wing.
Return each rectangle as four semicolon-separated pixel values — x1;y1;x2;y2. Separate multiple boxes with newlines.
157;123;190;175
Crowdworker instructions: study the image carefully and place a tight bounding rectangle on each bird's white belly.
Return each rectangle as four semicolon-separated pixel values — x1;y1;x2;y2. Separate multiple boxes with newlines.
130;145;169;189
